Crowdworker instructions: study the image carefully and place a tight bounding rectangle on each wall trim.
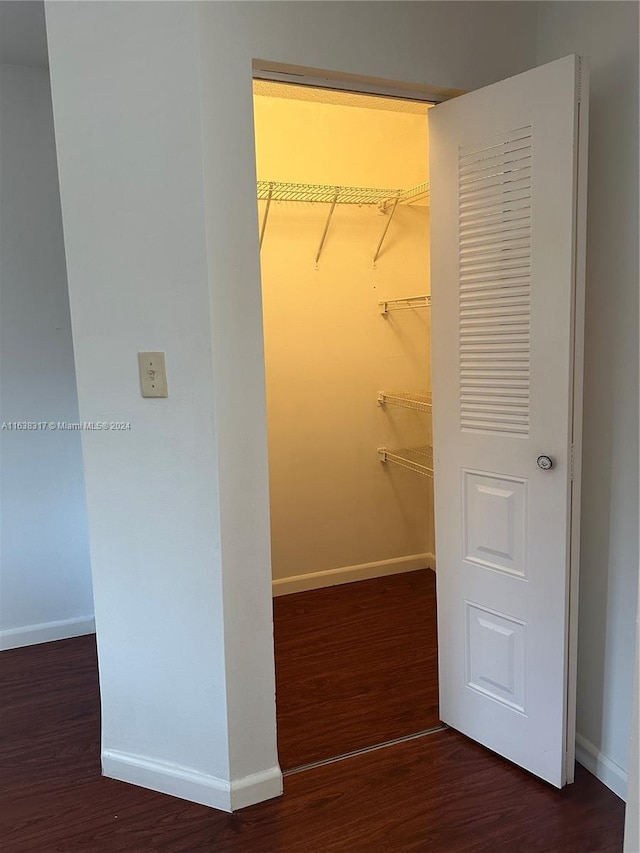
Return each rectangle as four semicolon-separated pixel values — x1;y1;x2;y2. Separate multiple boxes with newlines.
102;749;282;812
252;58;464;103
230;766;284;811
0;615;95;651
575;733;628;801
272;552;435;596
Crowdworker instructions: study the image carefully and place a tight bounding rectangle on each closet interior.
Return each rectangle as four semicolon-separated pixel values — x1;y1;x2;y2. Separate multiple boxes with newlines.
253;81;437;762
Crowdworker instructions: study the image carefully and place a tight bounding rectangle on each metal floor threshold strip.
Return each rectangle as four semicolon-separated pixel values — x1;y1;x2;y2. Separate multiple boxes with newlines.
283;724;448;776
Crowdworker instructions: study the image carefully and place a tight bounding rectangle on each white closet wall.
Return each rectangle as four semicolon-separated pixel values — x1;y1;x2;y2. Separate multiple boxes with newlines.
254;87;434;592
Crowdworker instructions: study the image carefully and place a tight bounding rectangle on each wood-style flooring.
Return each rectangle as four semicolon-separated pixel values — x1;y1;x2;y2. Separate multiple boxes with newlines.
274;569;439;769
0;570;626;852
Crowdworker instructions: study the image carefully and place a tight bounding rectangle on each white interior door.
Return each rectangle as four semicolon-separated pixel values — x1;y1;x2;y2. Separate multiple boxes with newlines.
429;55;587;787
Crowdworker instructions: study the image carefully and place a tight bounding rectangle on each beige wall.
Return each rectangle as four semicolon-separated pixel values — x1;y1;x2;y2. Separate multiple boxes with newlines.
254;91;434;588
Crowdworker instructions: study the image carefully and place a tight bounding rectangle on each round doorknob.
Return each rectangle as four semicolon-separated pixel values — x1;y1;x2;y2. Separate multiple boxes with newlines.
537;455;553;470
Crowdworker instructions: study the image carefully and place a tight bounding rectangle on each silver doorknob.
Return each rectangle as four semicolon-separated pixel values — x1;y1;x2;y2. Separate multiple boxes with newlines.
537;455;553;470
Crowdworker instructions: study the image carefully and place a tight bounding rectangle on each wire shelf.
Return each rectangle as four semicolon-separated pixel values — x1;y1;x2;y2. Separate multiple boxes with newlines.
257;181;396;205
378;446;434;479
400;181;430;205
257;180;430;206
257;180;430;263
379;295;431;314
378;391;432;413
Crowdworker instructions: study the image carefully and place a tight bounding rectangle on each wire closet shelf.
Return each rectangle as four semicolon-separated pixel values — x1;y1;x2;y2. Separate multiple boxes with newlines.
377;391;432;414
256;180;429;206
257;180;430;264
378;445;434;479
379;295;431;314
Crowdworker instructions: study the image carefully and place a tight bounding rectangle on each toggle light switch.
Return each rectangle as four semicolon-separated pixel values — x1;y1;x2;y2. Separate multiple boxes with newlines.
138;352;168;398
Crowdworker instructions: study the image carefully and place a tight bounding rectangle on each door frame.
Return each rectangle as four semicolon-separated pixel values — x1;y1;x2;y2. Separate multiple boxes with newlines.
250;56;586;787
252;58;462;106
566;57;589;784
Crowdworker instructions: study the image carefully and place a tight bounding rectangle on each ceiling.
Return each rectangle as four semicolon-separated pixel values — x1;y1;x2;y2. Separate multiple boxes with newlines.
0;1;49;69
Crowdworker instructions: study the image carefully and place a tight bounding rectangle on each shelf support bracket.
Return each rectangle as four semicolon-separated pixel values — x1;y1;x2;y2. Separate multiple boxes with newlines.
373;195;400;266
259;183;273;250
315;190;339;268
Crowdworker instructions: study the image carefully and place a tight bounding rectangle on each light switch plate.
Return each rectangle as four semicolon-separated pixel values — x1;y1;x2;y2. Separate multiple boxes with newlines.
138;352;168;398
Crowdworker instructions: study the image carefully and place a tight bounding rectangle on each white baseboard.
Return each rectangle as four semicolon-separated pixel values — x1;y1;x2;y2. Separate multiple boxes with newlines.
230;766;284;810
272;552;436;596
0;615;95;651
102;749;282;812
575;733;627;801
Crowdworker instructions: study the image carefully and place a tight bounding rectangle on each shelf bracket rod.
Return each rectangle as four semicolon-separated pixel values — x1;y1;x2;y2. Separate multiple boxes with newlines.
315;190;339;267
259;183;273;250
373;195;400;266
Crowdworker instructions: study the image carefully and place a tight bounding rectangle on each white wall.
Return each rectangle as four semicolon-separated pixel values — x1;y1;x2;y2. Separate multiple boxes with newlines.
44;2;275;812
0;61;94;649
46;0;541;809
536;1;639;799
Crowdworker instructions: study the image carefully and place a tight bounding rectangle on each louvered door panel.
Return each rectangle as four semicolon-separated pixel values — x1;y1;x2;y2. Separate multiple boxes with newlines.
430;55;586;789
458;126;532;436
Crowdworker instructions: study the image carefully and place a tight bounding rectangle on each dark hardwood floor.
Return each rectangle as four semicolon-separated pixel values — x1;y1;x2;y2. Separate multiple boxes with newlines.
274;569;440;769
0;571;626;852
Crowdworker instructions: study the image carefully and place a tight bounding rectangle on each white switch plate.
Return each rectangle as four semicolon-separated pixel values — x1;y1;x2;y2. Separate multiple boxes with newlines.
138;352;168;398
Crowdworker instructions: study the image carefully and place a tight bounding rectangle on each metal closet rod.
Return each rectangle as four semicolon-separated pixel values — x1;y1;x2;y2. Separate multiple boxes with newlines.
257;180;430;265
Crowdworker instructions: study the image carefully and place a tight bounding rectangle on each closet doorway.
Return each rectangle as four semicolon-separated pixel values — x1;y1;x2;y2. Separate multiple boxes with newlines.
252;81;439;770
251;54;587;790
